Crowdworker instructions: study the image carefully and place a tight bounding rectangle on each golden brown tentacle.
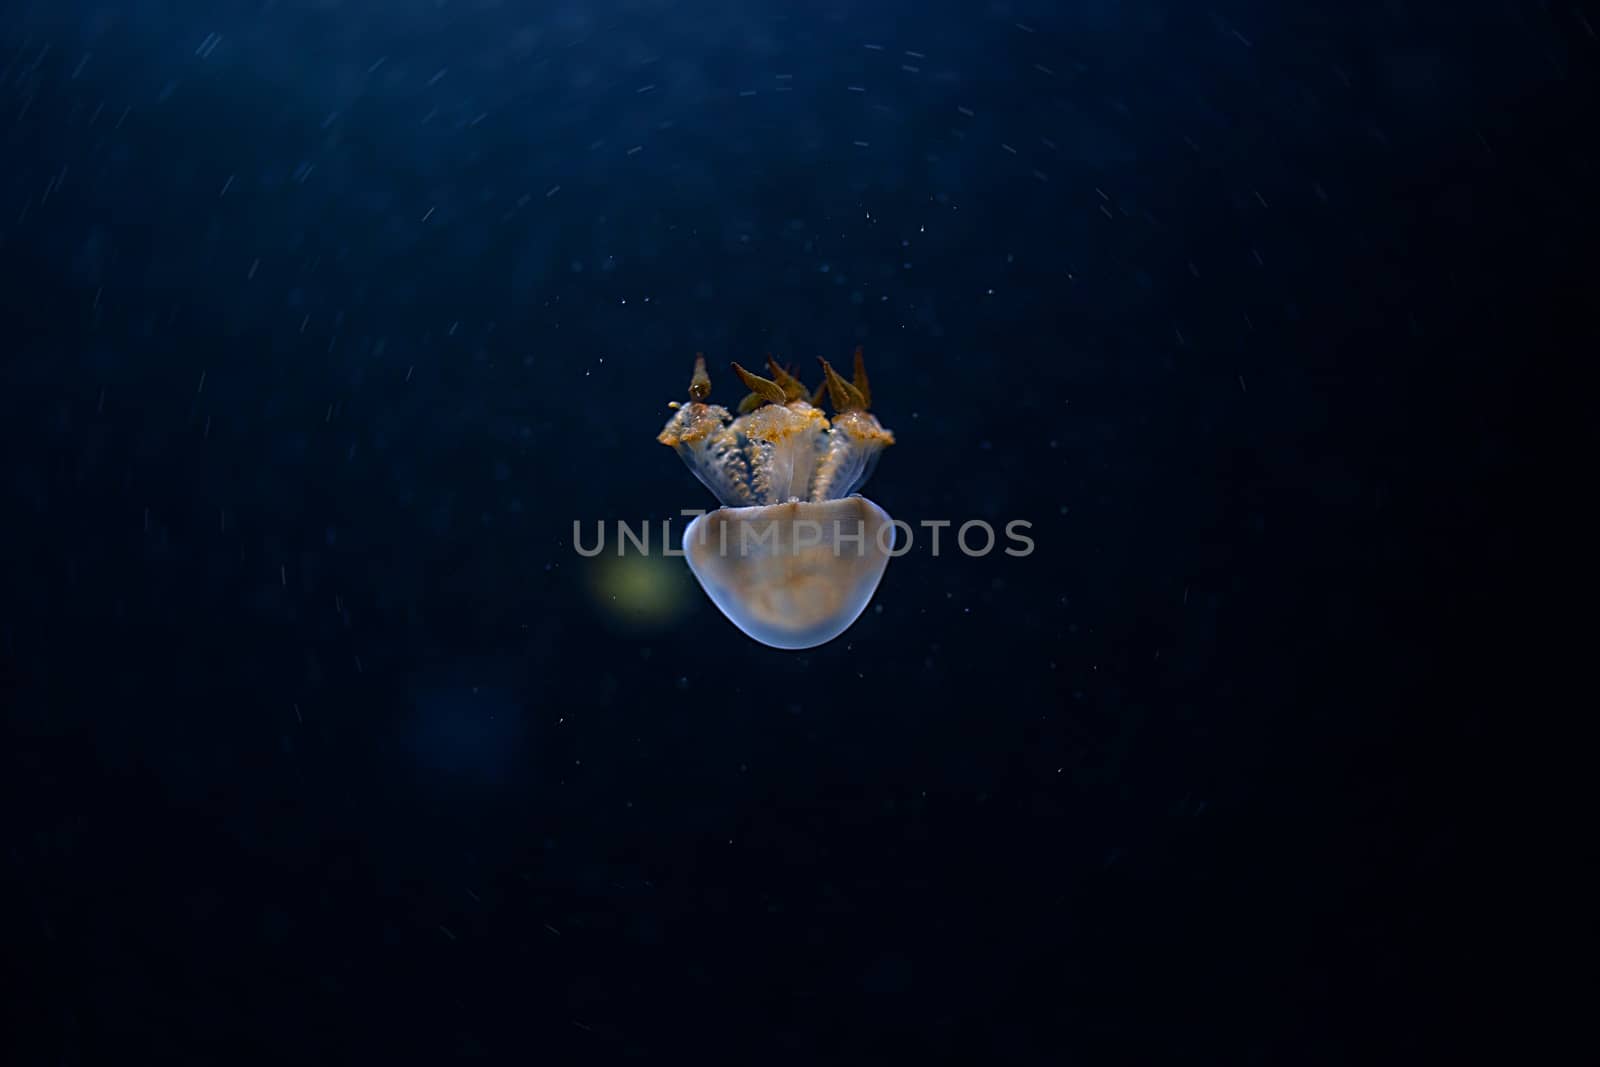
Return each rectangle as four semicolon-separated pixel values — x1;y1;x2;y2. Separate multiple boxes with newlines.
817;357;866;412
765;356;810;403
851;346;871;408
688;353;712;401
730;362;789;406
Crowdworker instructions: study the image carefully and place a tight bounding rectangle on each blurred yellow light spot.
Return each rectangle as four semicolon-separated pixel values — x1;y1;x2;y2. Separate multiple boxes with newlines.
585;551;692;630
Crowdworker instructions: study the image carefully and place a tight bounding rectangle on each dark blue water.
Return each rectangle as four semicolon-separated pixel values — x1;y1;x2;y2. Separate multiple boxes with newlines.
2;1;1579;1062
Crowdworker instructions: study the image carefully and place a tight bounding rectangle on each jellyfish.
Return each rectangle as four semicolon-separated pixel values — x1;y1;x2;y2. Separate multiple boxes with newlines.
657;349;896;650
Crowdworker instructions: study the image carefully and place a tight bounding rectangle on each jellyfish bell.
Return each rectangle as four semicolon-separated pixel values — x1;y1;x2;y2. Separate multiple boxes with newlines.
658;351;896;650
683;496;895;650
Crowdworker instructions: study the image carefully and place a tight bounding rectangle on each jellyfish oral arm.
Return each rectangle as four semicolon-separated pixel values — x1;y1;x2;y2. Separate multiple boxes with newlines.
812;411;892;501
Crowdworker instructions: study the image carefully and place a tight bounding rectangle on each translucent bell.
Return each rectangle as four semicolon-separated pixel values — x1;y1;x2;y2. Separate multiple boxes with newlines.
683;497;893;650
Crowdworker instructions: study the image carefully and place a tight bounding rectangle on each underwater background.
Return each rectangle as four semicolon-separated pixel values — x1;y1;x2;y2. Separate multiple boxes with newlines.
1;1;1577;1062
